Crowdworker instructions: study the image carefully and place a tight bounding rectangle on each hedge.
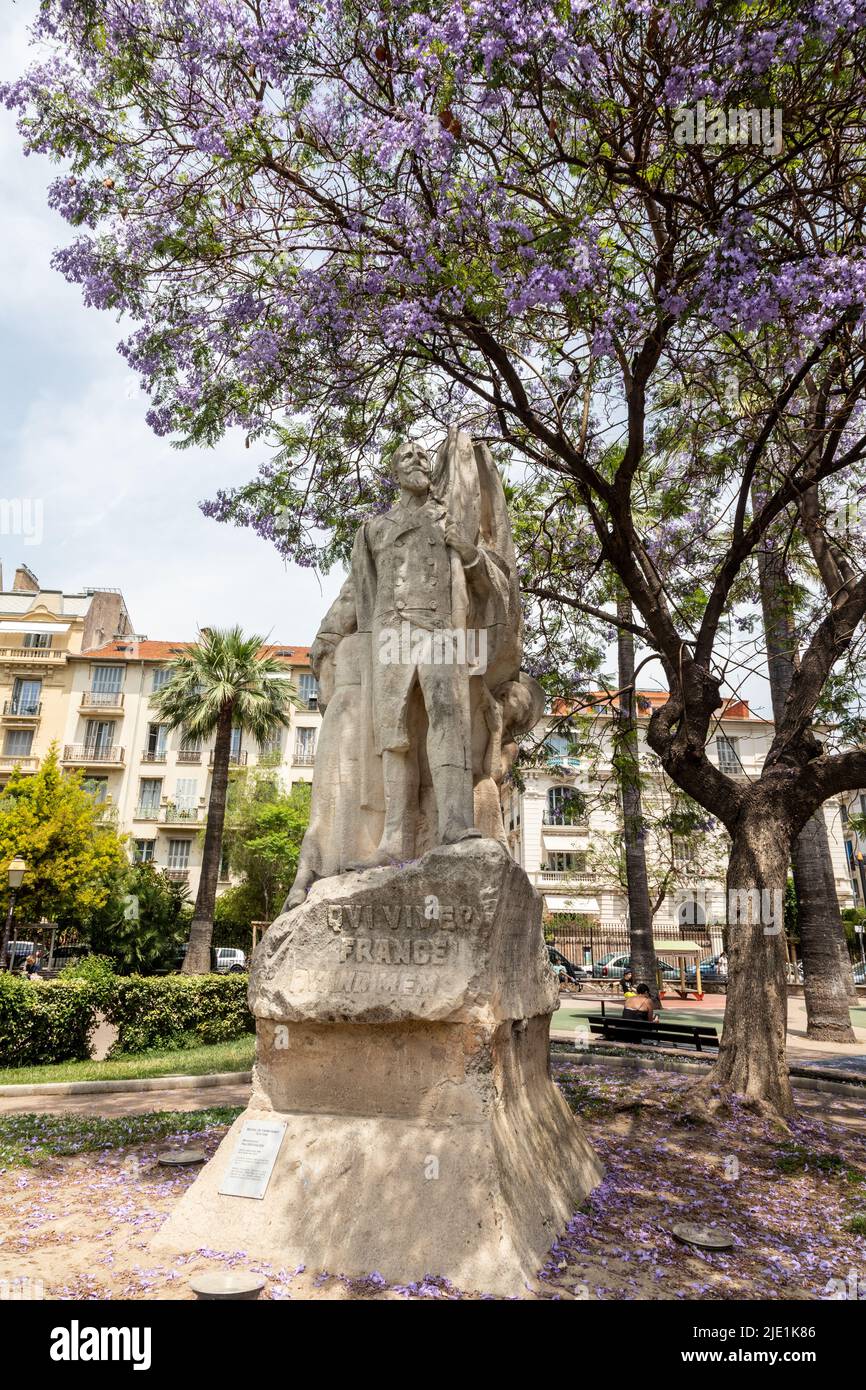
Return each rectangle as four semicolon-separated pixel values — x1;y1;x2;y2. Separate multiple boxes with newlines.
0;976;97;1068
104;974;254;1055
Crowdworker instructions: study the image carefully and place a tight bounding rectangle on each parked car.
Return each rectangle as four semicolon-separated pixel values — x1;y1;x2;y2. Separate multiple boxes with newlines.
172;944;248;973
213;947;247;974
547;946;585;990
595;952;678;981
6;940;35;969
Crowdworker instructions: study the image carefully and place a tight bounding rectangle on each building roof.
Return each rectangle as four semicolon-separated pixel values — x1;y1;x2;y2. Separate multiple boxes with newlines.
72;639;313;666
550;691;764;721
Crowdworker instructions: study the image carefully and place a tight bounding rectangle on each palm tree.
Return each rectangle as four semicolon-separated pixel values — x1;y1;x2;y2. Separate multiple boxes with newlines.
151;627;295;973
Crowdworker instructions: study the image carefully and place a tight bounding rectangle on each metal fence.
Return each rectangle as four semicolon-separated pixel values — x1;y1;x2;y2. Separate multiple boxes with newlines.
549;919;726;971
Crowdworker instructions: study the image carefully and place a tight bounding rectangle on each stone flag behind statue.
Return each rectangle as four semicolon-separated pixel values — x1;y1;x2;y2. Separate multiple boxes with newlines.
152;430;602;1296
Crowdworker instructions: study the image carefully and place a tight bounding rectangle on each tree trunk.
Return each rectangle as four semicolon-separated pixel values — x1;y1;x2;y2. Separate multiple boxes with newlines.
182;703;234;975
793;814;858;1035
754;500;855;1041
617;597;659;1006
710;817;795;1117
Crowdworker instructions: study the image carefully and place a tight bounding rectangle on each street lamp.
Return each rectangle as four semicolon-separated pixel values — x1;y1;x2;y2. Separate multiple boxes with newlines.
1;857;27;972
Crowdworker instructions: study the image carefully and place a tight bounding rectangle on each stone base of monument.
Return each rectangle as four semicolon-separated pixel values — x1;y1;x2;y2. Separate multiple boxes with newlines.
152;839;603;1296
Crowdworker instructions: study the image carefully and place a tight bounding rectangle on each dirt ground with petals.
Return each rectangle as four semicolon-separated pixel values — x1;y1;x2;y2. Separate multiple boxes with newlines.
1;1063;864;1301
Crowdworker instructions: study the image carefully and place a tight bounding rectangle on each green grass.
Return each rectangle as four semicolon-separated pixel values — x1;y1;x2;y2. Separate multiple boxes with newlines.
0;1105;243;1168
775;1144;865;1185
845;1213;866;1235
0;1035;255;1086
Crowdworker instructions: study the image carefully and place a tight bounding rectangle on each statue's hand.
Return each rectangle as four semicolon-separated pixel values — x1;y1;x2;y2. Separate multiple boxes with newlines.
444;525;478;567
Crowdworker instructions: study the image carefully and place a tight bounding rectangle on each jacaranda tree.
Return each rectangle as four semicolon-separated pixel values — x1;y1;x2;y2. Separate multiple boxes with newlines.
6;0;866;1114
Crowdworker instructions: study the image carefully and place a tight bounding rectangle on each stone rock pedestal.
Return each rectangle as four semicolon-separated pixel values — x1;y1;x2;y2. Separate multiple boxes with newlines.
152;839;602;1296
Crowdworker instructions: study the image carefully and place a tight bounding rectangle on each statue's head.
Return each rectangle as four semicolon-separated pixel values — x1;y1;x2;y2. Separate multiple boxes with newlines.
391;440;430;496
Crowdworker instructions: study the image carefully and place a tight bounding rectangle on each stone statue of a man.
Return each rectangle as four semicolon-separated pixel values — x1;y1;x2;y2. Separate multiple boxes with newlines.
311;439;486;864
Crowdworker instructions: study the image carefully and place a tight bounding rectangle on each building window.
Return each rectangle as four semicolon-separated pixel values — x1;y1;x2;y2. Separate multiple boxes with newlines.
174;778;198;812
137;778;162;812
544;785;586;826
3;728;33;756
298;672;319;710
673;839;694;868
152;667;172;691
11;678;41;715
84;719;114;755
230;727;243;759
294;727;316;764
716;735;740;773
166;839;191;870
82;776;108;804
22;631;52;649
544;851;587;874
145;723;167;758
133;839;155;863
91;665;123;695
259;734;282;760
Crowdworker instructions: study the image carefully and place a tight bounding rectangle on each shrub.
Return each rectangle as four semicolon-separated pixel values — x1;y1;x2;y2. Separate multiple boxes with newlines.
59;954;118;1007
0;975;98;1068
104;974;254;1055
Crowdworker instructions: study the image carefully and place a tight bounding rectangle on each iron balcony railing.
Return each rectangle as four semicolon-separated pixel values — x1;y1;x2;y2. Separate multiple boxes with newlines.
63;744;124;764
159;806;201;825
209;750;247;766
81;691;124;708
2;700;41;718
177;748;202;763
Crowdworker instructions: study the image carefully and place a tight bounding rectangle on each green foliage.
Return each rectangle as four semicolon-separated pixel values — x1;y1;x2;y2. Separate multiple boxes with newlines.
784;876;800;941
59;953;117;1007
104;974;254;1054
0;975;97;1068
221;770;310;922
0;746;128;927
88;863;191;974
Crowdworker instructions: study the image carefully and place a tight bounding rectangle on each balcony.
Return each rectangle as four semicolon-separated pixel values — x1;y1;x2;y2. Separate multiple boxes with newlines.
63;744;125;767
80;691;124;713
0;646;65;663
2;700;41;721
292;752;316;767
133;804;161;821
0;755;38;774
542;816;589;830
140;750;167;764
159;806;202;826
210;750;247;766
177;748;202;764
537;871;599;886
163;867;189;883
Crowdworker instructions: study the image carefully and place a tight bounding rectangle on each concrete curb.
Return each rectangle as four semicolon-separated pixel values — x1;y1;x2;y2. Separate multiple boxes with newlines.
0;1070;252;1098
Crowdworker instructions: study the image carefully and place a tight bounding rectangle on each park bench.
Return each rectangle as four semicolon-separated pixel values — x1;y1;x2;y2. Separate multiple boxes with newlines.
583;1011;720;1053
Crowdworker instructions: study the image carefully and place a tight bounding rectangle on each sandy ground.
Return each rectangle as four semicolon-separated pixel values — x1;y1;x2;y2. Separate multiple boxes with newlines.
1;1063;864;1302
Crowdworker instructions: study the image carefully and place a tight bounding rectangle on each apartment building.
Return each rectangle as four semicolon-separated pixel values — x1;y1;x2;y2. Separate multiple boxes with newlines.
500;690;854;941
0;566;134;782
58;638;323;896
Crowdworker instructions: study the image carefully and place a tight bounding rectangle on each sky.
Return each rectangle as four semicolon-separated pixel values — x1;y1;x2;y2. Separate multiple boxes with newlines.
0;1;344;647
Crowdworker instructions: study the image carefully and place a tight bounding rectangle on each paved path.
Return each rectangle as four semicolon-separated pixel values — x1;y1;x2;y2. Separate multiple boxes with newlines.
0;1077;252;1117
553;993;866;1072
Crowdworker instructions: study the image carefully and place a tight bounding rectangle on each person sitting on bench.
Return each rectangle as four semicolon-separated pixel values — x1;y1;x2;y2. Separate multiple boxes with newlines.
622;983;656;1023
